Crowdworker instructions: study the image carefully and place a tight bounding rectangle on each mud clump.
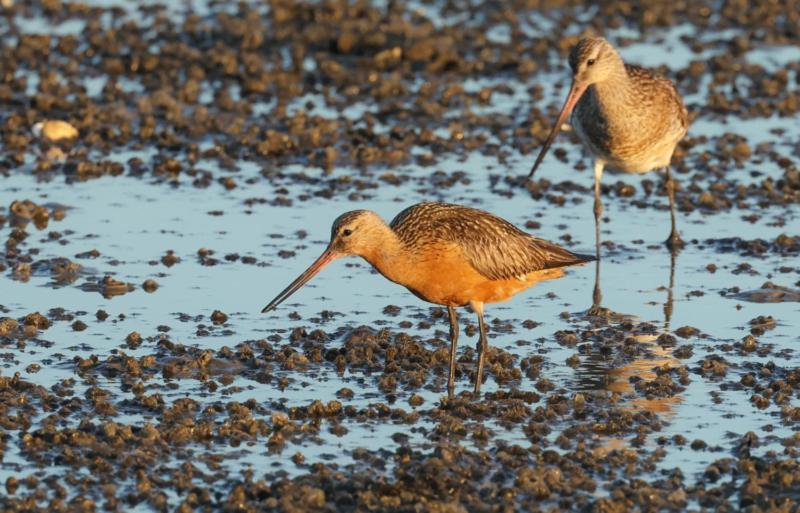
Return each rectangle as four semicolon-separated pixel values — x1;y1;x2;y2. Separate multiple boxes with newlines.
731;281;800;303
80;275;135;298
160;250;180;267
9;200;53;230
211;310;229;325
142;278;159;292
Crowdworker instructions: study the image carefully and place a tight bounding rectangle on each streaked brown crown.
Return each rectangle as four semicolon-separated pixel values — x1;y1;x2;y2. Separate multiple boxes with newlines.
568;37;608;72
331;210;369;239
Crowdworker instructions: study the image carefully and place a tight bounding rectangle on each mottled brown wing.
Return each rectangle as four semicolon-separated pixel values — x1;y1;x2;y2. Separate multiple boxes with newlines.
390;203;591;281
625;64;688;134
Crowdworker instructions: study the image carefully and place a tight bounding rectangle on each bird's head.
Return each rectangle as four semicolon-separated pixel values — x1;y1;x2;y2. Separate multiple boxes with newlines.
328;210;386;256
569;37;623;87
527;37;623;180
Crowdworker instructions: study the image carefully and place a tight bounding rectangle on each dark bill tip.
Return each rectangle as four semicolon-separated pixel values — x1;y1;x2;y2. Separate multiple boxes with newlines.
261;248;339;314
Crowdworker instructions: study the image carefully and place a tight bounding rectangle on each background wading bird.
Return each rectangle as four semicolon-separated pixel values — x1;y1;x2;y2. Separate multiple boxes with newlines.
527;37;688;311
262;202;593;396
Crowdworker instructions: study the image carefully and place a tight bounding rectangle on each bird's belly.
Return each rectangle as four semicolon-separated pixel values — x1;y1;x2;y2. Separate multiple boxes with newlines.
465;268;566;304
573;114;677;173
401;268;489;307
605;153;673;174
386;250;486;307
406;268;565;307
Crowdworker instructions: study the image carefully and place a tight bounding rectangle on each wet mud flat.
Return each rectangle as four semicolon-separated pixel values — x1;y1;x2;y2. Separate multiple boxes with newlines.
1;0;799;511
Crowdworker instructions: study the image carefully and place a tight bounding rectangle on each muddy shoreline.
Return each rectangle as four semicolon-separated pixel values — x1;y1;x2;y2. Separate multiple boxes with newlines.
1;1;799;512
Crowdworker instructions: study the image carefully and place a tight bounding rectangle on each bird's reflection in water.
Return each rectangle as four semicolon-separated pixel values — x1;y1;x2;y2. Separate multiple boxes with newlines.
575;251;681;452
588;246;677;323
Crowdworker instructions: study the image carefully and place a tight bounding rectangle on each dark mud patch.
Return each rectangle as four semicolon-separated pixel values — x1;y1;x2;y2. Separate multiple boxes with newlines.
730;281;800;303
704;234;800;258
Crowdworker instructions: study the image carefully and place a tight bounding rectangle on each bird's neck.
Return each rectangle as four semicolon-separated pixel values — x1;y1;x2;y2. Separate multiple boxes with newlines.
591;66;634;107
358;228;414;287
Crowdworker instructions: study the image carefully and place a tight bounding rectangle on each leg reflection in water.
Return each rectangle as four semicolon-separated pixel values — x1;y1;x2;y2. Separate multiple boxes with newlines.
663;250;677;331
588;241;679;325
574;249;684;454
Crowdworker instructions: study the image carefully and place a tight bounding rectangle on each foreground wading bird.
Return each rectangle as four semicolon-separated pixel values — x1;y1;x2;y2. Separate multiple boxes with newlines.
528;37;688;252
262;202;592;396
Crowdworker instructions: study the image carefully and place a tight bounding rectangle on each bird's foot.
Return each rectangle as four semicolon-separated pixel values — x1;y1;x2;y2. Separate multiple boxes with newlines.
587;304;610;317
665;232;685;251
585;304;630;323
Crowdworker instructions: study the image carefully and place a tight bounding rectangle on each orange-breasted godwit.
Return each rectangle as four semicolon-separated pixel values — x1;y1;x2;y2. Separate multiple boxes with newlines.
262;202;592;396
528;37;688;254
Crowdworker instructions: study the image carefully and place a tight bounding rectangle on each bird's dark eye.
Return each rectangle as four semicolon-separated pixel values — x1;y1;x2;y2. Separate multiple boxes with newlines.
587;58;596;66
342;229;353;237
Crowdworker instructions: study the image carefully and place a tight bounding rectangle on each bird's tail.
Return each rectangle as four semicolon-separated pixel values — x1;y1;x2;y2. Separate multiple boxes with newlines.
540;241;596;270
572;252;596;263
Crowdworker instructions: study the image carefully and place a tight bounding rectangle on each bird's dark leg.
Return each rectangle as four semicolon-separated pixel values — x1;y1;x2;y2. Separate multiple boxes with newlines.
593;160;604;245
446;306;459;398
471;301;488;396
590;252;602;314
590;160;604;314
665;166;685;251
